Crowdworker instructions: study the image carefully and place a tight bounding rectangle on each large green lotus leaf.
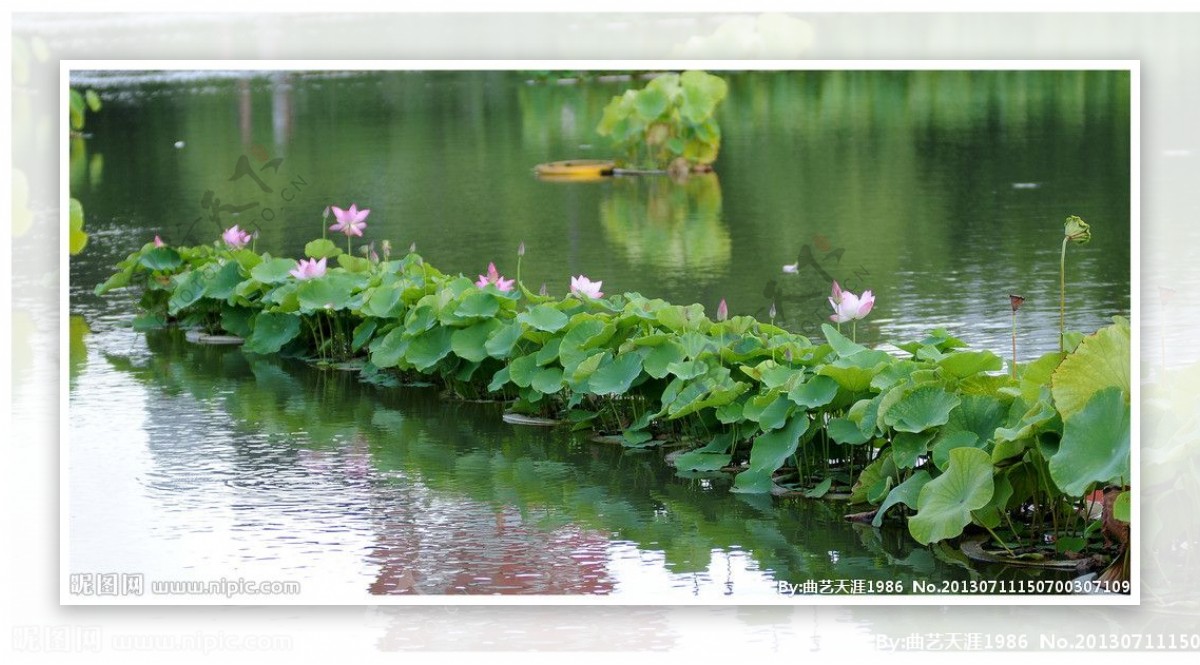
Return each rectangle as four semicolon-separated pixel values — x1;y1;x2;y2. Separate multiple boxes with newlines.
518;304;569;333
971;473;1014;529
850;449;896;504
167;270;207;314
731;416;810;494
350;319;378;353
677;331;716;360
244;312;301;355
994;391;1059;443
991;437;1027;464
787;375;839;409
932;394;1006;448
680;70;728;124
871;360;918;392
507;353;540;388
202;260;244;301
909;447;995;545
138;246;183;271
558;317;610;367
451;319;501;363
760;363;800;390
487;366;510;392
297;276;354;313
589;353;644;395
669;380;748;419
1114;491;1131;522
405;327;454;371
531;367;564;395
220;305;255;338
828;417;871;445
250;258;297;285
872;470;932;527
568;351;608;389
336;254;372;273
892;431;935;469
535;337;562;366
1051;318;1130;420
370;328;410;368
304;238;342;259
822;323;867;357
1019;351;1063;404
363;283;404;318
455;291;500;319
1049;386;1130;496
937;350;1003;379
484;320;523;359
673;432;734;472
742;392;793;431
883;386;961;433
634;85;670;122
643;339;686;378
818;362;877;393
930;431;981;471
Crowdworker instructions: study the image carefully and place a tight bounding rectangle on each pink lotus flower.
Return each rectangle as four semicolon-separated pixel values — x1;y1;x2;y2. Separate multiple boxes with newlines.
329;204;370;237
290;257;327;280
829;280;874;323
153;235;165;248
716;299;728;322
570;275;603;299
222;225;252;248
475;262;514;292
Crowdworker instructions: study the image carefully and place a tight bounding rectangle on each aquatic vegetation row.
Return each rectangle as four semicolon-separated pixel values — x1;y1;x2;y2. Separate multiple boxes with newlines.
95;219;1130;559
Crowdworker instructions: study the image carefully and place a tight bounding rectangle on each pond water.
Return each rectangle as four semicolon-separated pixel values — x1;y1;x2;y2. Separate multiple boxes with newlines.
68;69;1131;598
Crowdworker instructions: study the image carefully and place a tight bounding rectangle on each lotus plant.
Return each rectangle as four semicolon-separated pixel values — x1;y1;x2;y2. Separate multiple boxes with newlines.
570;275;603;299
222;225;252;249
290;257;327;281
476;262;515;292
716;298;728;322
153;235;165;248
329;204;370;255
1059;215;1092;356
829;280;874;342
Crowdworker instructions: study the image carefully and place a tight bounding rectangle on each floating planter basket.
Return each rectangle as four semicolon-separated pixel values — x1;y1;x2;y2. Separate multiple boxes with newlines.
501;412;564;427
184;330;244;345
533;159;615;181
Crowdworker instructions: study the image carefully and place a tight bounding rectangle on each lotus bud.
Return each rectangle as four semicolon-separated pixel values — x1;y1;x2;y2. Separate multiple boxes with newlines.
716;299;728;322
381;239;392;260
1009;294;1025;312
410;242;417;254
539;283;548;297
518;241;526;257
769;301;777;321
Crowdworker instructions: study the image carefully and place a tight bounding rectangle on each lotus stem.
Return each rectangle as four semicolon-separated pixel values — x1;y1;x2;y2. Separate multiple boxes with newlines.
1060;236;1068;357
1011;309;1018;380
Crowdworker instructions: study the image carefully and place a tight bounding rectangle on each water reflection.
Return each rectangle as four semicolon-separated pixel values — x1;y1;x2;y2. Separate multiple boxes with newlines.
600;173;730;273
70;327;1051;597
